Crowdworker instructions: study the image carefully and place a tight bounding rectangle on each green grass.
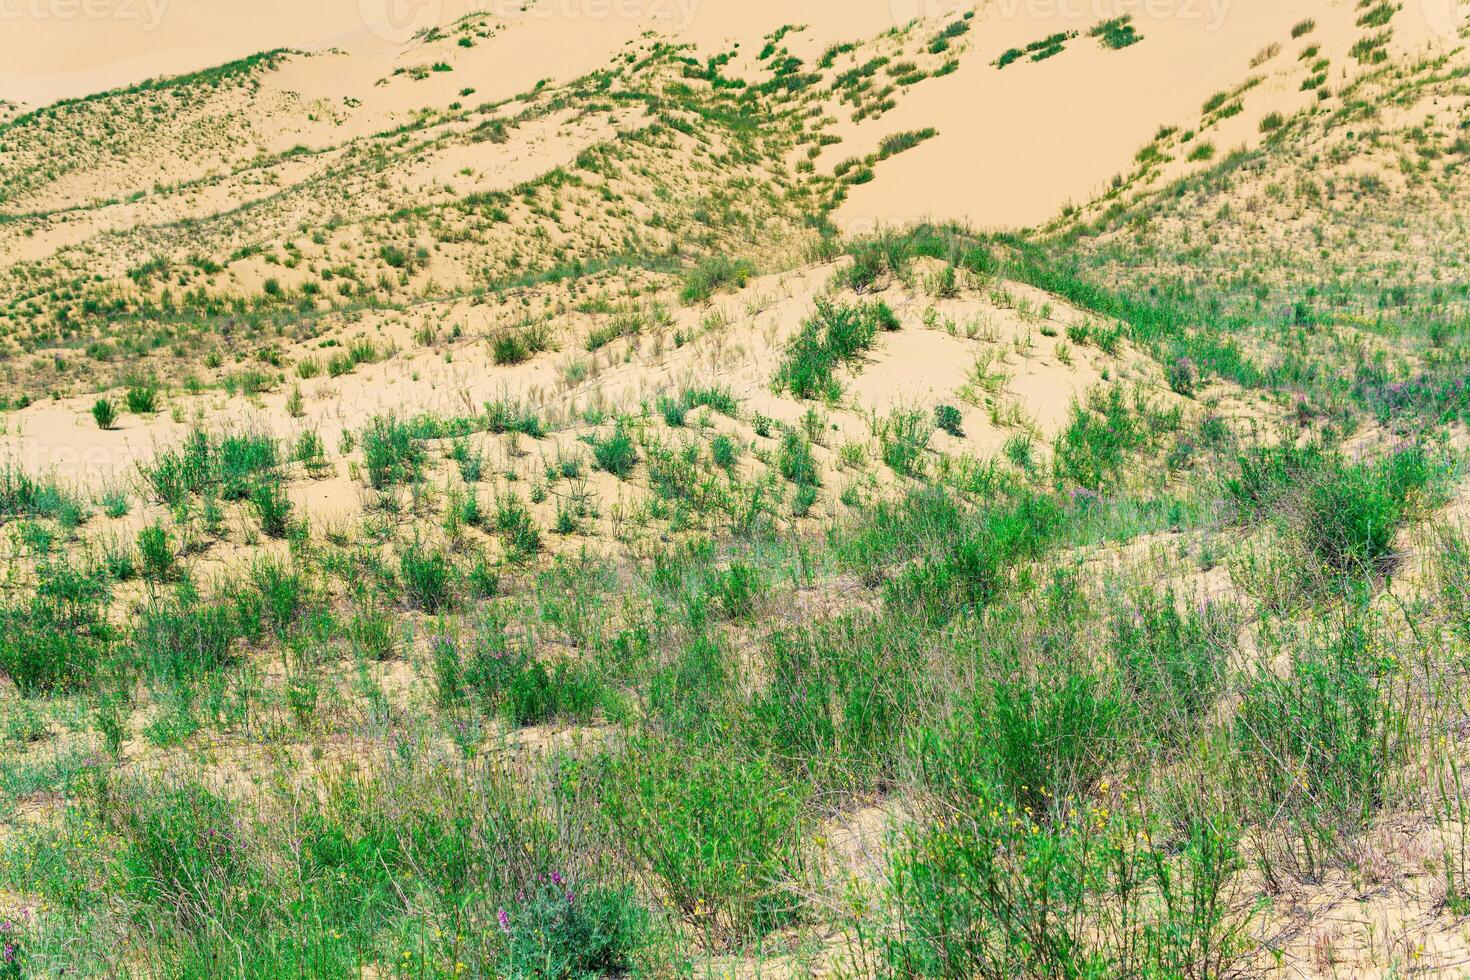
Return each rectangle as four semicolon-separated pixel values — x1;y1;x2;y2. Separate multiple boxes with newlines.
1089;15;1142;49
360;415;426;490
141;429;280;506
3;33;1470;974
773;299;897;400
586;423;638;478
679;255;754;304
583;737;809;943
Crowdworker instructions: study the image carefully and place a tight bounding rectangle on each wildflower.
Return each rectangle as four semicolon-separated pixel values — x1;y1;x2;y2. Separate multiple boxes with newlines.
551;871;563;886
497;908;511;933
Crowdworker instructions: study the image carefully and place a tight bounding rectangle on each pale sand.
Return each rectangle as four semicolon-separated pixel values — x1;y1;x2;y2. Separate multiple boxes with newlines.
10;0;1436;240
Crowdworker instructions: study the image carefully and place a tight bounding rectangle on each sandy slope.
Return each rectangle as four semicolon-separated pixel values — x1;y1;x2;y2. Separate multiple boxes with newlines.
0;0;909;108
7;0;1427;230
830;0;1453;231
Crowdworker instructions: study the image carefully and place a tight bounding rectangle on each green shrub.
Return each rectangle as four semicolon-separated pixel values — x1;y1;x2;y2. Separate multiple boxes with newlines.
137;524;176;582
0;466;85;525
125;384;159;414
493;333;531;366
1230;444;1441;580
1089;14;1141;49
838;234;918;292
1299;447;1436;577
250;479;292;539
1109;589;1234;747
1224;442;1332;521
777;429;820;487
879;408;933;476
1052;386;1149;491
877;127;938;160
886;776;1247;977
400;544;454;612
484;399;545;438
710;434;740;470
587;424;637;478
494;494;543;561
92;398;118;430
1166;356;1198;396
934;404;964;437
711;561;759;618
460;623;605;727
1187;141;1216;162
216;432;280;500
658;396;688;428
250;559;309;637
115;782;264;932
132;591;249;684
497;875;648;979
360;415;425;489
682;385;740;417
587;739;808;941
141;429;279;506
886;491;1063;622
774;300;897;401
348;604;397;661
680;255;754;304
752;612;930;795
1233;617;1401;879
0;565;112;695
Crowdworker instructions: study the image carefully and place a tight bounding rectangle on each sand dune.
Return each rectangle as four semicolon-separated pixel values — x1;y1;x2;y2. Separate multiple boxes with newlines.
11;0;1432;229
5;7;1470;975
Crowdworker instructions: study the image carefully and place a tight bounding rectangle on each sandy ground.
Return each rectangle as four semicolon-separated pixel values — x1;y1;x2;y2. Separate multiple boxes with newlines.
11;0;1454;232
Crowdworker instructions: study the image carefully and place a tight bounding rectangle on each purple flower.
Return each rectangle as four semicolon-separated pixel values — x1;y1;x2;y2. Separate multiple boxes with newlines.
1071;487;1101;507
497;908;511;933
551;872;563;886
566;892;575;906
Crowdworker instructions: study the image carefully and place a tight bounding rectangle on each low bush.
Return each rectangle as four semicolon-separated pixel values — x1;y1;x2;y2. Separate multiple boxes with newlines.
587;424;638;478
774;300;898;401
0;564;112;694
400;543;454;612
360;415;425;489
680;255;754;304
92;398;118;430
125;384;159;414
586;738;809;942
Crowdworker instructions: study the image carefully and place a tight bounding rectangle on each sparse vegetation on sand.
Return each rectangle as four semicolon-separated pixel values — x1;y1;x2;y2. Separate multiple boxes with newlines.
1;5;1470;976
